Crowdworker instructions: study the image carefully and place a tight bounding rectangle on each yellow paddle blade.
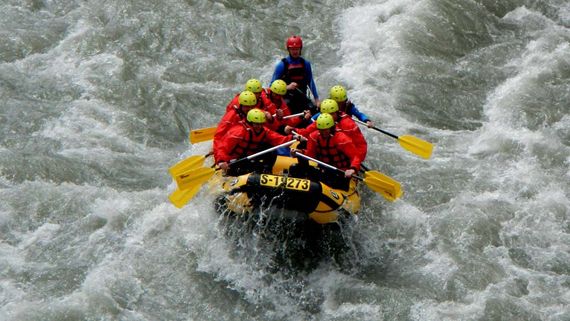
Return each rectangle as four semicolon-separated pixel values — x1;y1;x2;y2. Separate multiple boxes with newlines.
168;185;202;208
175;167;216;190
364;170;403;201
189;127;217;144
168;155;206;177
398;135;433;159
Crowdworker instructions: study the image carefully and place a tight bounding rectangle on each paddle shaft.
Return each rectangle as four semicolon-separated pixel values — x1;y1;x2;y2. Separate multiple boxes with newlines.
295;152;363;180
280;112;305;119
354;118;433;159
353;118;398;139
230;140;297;166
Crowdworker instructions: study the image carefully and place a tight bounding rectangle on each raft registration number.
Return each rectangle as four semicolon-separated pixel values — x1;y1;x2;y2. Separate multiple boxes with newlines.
260;174;310;191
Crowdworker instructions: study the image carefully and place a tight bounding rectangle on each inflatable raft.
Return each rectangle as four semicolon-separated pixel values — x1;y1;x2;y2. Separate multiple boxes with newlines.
212;155;360;224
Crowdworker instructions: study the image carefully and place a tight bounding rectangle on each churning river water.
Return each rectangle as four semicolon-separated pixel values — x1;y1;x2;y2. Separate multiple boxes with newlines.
1;0;569;320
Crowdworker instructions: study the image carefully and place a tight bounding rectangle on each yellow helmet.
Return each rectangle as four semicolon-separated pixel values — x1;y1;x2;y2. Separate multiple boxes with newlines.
320;99;339;114
329;85;347;102
247;108;266;123
316;113;335;130
238;91;257;106
270;79;287;95
245;79;262;93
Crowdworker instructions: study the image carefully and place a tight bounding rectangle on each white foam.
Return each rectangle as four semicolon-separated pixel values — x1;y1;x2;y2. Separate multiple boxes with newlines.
334;0;423;121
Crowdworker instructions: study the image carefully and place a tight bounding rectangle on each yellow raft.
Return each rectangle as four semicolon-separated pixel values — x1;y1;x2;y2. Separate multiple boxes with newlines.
211;155;360;224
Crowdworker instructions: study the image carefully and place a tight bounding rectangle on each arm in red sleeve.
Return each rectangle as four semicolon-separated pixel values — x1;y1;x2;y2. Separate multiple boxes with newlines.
294;122;317;137
213;112;237;162
335;133;362;171
338;117;368;161
263;127;293;146
216;126;244;164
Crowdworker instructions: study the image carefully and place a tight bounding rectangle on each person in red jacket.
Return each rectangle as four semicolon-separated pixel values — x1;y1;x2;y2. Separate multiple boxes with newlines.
291;113;362;190
329;85;372;127
285;99;368;161
216;108;294;176
213;90;257;160
320;99;367;162
260;79;304;133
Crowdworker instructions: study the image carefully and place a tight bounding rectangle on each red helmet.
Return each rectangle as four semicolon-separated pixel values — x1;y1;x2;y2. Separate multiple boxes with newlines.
286;36;303;49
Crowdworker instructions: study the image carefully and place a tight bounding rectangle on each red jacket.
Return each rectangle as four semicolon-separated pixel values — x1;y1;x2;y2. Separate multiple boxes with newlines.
215;122;292;163
213;106;246;156
259;89;297;131
304;130;361;171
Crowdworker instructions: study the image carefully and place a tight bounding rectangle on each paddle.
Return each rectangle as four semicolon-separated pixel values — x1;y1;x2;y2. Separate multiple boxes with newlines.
190;127;217;144
188;112;305;144
281;112;306;119
169;185;202;209
353;118;433;159
175;166;217;191
168;153;212;208
168;154;210;178
175;139;298;192
295;152;403;201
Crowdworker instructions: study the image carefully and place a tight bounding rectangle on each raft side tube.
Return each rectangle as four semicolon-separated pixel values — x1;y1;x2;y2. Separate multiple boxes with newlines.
217;159;361;224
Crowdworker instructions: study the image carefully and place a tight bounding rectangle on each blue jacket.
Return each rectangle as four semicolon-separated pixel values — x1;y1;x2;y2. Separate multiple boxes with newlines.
271;56;319;100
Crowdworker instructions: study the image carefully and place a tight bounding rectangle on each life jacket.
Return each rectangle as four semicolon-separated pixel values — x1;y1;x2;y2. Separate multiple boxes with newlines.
229;123;268;159
280;57;308;94
314;131;351;170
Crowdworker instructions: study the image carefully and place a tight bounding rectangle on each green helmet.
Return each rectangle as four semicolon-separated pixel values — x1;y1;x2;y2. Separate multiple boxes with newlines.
247;108;266;123
270;79;287;95
316;113;335;130
239;91;257;106
320;99;339;114
329;85;347;102
245;79;262;93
